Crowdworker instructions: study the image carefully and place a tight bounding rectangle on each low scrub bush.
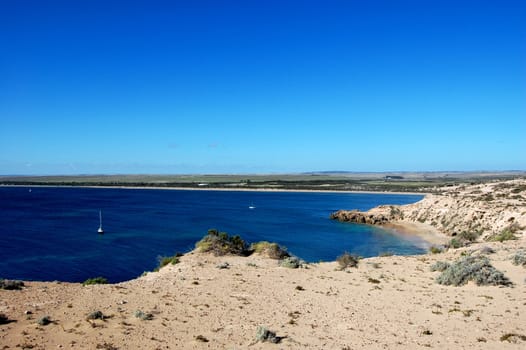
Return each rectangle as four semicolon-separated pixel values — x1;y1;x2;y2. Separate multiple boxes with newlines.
82;277;108;286
250;241;289;259
448;238;465;249
458;231;481;242
430;261;450;272
429;246;443;254
337;252;360;269
280;256;301;268
86;311;106;320
195;229;248;256
449;231;481;249
154;253;182;272
255;326;281;343
37;316;52;326
486;230;517;242
379;251;394;257
0;279;24;290
436;255;511;286
134;310;154;321
511;250;526;267
487;223;522;242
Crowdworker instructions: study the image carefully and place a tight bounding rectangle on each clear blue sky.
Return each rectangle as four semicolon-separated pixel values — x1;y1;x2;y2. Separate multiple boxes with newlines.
1;0;525;175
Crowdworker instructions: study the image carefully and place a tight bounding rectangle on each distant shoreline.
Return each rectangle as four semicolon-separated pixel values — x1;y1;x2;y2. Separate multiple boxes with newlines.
1;183;427;196
2;172;524;195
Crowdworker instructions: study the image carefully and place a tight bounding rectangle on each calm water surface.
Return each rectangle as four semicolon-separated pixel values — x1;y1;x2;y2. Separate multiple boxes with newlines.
0;186;425;282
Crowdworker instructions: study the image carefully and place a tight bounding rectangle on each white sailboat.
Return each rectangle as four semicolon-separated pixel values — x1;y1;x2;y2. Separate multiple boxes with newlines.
97;210;104;234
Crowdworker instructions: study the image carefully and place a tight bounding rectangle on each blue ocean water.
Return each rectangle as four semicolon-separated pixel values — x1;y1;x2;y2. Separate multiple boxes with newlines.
0;186;425;283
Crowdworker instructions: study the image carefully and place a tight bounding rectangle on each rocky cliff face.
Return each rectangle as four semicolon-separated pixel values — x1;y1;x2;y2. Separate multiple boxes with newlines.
330;205;402;225
332;179;526;239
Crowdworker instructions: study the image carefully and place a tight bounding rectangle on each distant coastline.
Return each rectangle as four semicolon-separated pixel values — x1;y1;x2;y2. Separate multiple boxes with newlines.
2;171;524;194
1;183;425;196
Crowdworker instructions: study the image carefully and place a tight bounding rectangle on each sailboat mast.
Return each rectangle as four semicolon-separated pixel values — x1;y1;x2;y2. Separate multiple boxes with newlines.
98;210;104;234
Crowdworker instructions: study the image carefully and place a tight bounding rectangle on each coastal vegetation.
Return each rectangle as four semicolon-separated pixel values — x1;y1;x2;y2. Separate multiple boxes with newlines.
511;250;526;267
430;261;450;272
485;223;521;242
279;256;302;268
195;229;248;256
154;253;183;271
336;252;360;269
134;310;154;321
249;241;289;259
0;279;24;290
86;310;110;321
193;229;306;268
448;231;481;248
255;326;281;344
429;246;443;254
82;277;108;286
435;255;511;286
37;316;52;326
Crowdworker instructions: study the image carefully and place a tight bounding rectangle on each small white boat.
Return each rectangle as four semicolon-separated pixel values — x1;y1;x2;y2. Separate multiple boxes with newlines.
248;204;256;210
97;210;104;234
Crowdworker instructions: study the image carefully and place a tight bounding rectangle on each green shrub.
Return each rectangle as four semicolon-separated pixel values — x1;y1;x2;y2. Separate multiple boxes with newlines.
82;277;108;286
250;241;289;259
429;246;443;254
458;231;480;242
448;238;465;249
486;230;517;242
134;310;154;321
255;326;281;343
487;223;522;242
280;256;301;268
0;279;25;290
430;261;450;272
37;316;52;326
154;253;182;272
336;252;360;269
436;255;511;286
86;311;106;320
195;229;248;256
449;231;481;248
511;250;526;267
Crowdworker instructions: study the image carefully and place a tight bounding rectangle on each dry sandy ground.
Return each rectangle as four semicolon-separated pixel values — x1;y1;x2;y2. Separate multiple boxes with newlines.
1;238;525;350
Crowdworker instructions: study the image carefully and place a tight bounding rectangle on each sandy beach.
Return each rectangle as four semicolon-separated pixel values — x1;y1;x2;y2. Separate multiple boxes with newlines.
1;179;525;349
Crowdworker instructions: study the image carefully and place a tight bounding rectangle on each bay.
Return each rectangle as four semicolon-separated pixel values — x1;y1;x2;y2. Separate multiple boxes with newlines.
0;186;425;283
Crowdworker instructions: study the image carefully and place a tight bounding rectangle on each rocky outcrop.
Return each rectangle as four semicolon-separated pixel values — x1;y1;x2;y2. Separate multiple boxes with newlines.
330;205;403;225
331;179;526;239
